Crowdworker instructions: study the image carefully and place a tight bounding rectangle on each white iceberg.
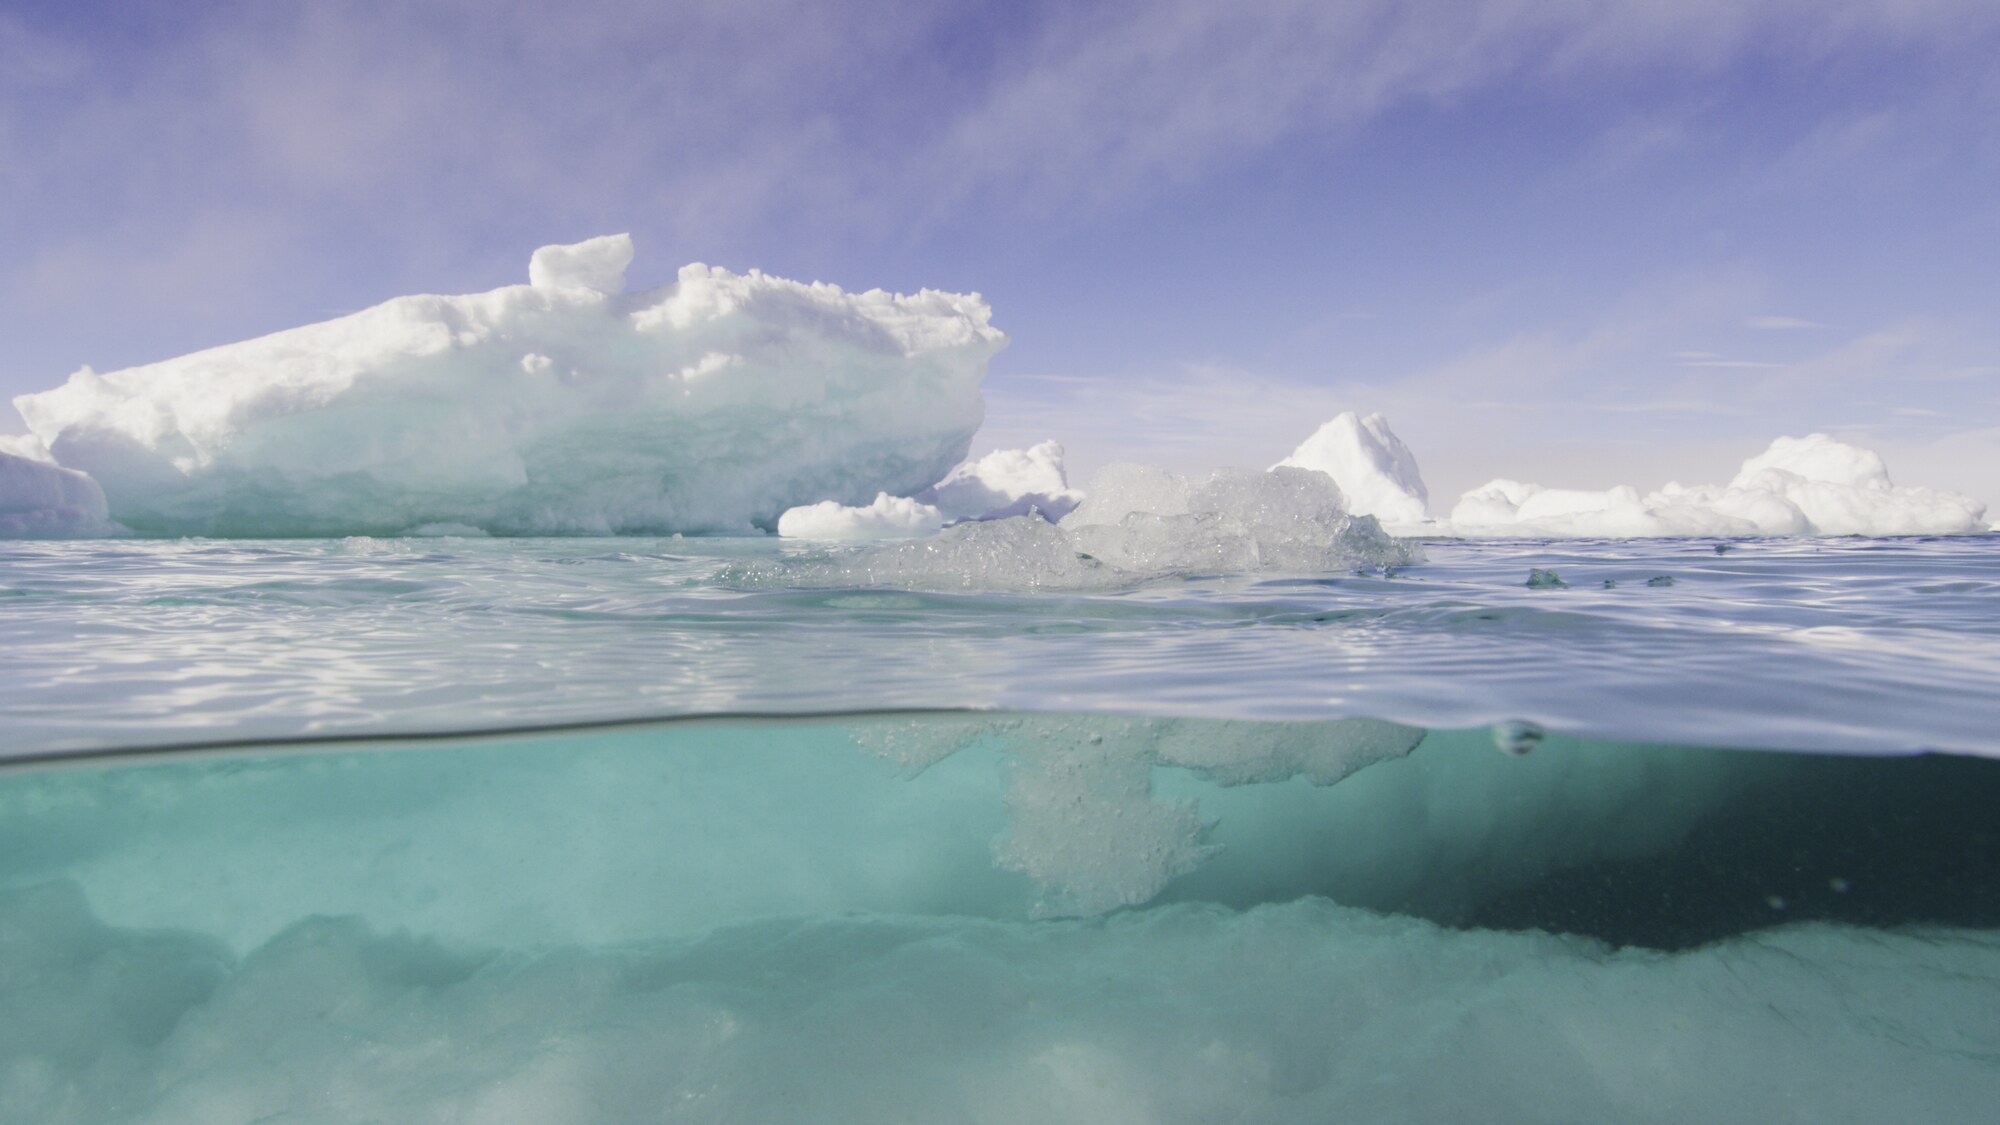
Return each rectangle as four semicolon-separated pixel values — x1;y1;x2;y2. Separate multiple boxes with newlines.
1445;433;1989;537
777;439;1083;540
777;492;946;541
761;464;1415;590
12;235;1004;537
922;439;1083;523
1272;411;1429;527
0;442;121;538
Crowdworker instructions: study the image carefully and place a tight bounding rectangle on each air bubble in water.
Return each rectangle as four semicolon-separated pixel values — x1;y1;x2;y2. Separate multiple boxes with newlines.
1490;720;1545;756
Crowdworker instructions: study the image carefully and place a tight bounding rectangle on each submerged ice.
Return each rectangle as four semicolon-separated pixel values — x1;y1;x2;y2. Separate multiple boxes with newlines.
4;718;1998;1123
12;235;1002;536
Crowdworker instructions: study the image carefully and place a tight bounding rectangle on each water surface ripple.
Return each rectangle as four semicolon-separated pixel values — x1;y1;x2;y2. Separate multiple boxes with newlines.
3;535;1996;757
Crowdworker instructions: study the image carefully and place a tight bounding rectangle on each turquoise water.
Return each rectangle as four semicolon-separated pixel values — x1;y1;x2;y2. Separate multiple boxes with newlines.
3;535;1999;1121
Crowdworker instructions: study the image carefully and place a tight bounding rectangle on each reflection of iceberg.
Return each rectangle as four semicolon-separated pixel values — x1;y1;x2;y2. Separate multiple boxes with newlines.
12;235;1003;537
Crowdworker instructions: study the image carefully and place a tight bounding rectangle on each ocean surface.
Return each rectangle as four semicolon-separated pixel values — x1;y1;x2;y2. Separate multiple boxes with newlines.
3;532;1998;1122
6;533;1998;757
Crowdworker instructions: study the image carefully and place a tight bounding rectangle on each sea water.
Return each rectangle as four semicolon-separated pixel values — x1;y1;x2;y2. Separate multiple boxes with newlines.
3;534;1999;1122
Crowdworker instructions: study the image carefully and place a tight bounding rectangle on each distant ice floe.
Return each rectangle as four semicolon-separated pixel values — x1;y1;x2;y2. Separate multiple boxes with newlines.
1441;432;1989;538
10;234;1003;537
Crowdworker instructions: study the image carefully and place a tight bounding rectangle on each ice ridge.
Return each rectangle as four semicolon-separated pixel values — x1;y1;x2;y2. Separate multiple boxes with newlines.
12;235;1004;537
1444;432;1989;537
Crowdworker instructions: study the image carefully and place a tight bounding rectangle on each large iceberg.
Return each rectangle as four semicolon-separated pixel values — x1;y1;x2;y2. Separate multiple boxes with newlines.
12;235;1003;537
1446;432;1989;537
0;438;120;538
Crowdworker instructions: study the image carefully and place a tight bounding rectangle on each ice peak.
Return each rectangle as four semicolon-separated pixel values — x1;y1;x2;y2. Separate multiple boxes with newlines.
1274;411;1430;527
528;233;635;295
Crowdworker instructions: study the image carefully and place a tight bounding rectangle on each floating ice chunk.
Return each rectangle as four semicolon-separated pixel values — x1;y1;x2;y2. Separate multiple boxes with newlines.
1274;411;1430;527
13;237;1003;537
856;714;1427;916
1444;434;1987;537
526;232;634;294
0;450;120;538
1067;466;1388;575
920;439;1083;523
777;440;1081;539
1716;433;1981;536
756;466;1417;591
777;493;945;540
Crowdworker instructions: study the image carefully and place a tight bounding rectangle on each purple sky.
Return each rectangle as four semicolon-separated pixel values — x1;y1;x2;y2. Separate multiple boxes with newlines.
4;0;1997;504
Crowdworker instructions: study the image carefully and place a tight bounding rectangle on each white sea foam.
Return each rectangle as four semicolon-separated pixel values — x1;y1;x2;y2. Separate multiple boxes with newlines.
12;236;1003;537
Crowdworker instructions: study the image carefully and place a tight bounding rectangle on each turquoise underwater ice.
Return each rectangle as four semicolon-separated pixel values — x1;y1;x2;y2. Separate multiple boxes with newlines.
3;532;2000;1123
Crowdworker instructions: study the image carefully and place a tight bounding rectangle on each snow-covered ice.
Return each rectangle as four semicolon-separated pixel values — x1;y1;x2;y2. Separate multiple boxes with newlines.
1443;432;1989;537
777;439;1082;540
11;235;1003;537
6;238;1988;543
761;465;1415;590
773;410;1987;552
777;491;946;540
922;439;1083;524
1272;411;1429;526
0;445;119;538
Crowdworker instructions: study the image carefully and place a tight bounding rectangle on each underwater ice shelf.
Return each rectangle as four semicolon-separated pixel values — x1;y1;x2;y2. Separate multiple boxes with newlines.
3;712;1997;1123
